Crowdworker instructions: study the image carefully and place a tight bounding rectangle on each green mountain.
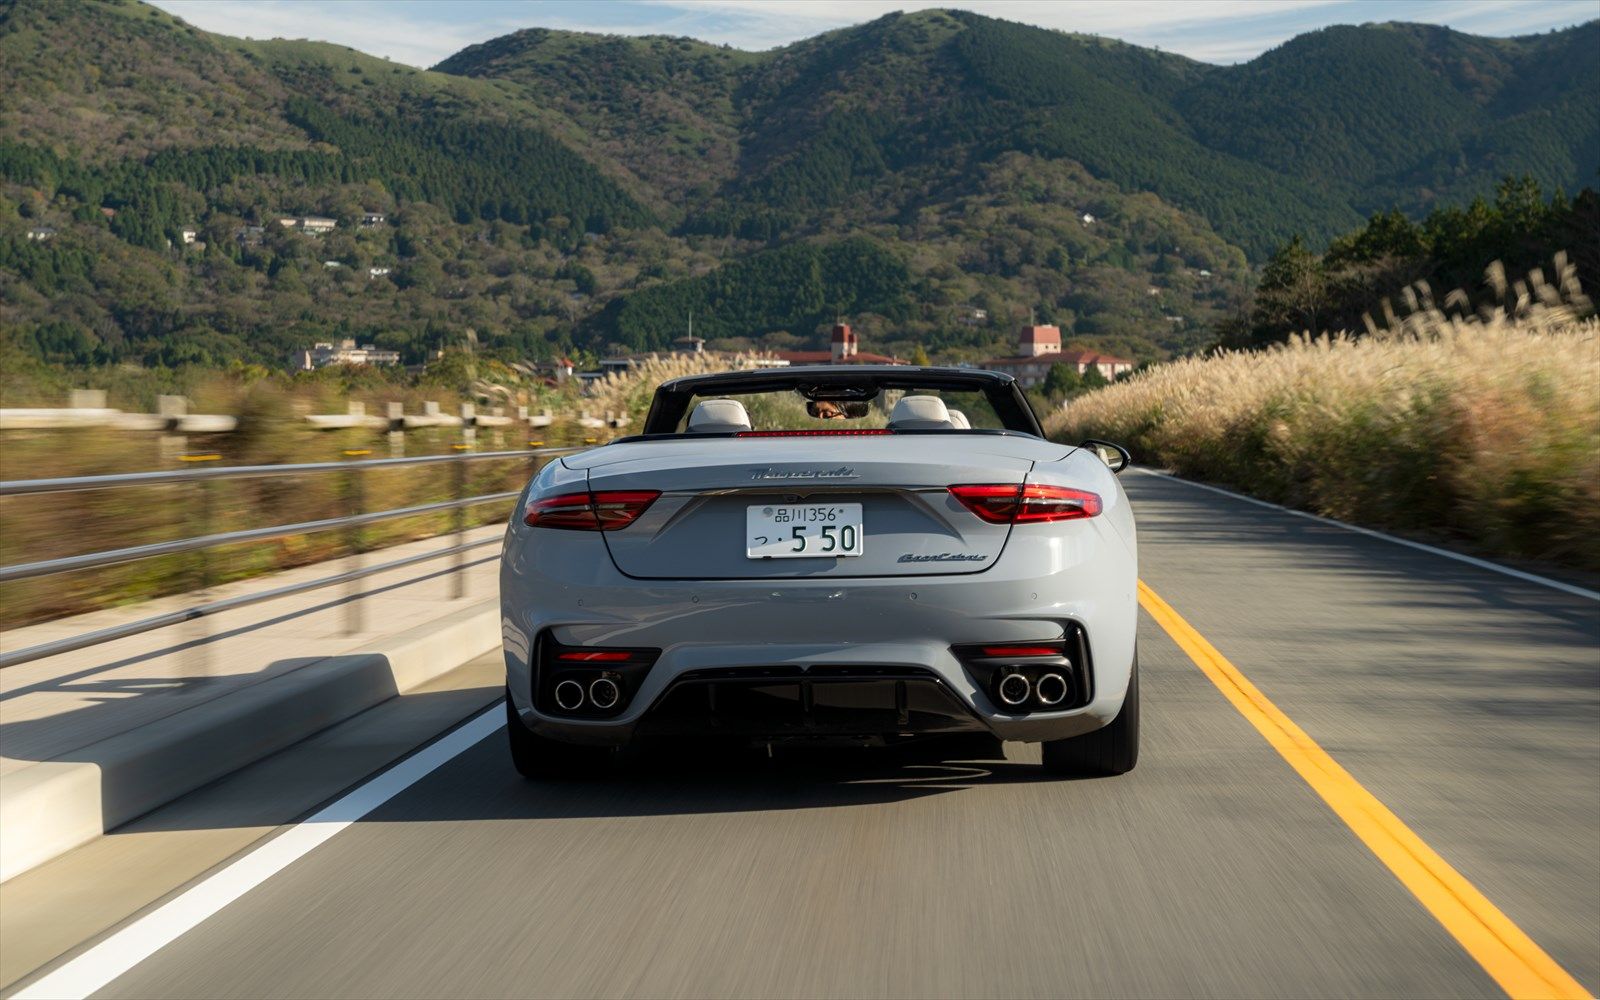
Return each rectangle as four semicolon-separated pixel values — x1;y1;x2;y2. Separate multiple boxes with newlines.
1;0;1594;373
1176;22;1600;208
438;11;1597;255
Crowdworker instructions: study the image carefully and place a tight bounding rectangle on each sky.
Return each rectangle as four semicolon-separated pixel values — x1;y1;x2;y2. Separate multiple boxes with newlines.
150;0;1598;68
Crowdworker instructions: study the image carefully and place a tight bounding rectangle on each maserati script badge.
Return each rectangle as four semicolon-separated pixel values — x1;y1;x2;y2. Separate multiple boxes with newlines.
750;467;861;481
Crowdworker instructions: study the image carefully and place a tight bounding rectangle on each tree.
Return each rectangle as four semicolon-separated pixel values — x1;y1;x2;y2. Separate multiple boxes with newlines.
397;255;442;292
1043;361;1082;397
1080;363;1108;389
1493;174;1547;237
909;344;931;366
559;261;598;296
1254;235;1328;337
1324;209;1425;267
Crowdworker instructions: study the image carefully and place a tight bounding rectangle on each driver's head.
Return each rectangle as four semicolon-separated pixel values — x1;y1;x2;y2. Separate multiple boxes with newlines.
813;400;846;420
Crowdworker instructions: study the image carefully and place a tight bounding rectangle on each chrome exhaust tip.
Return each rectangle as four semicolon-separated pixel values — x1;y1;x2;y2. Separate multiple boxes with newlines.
589;677;621;710
553;679;585;711
997;672;1031;707
1036;672;1069;707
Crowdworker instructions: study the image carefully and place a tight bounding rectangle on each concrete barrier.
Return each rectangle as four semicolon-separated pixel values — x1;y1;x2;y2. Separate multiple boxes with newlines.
0;601;500;882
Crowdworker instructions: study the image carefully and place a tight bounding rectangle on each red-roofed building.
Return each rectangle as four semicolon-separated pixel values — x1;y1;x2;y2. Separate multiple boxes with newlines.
772;324;903;366
1018;324;1062;357
984;325;1133;387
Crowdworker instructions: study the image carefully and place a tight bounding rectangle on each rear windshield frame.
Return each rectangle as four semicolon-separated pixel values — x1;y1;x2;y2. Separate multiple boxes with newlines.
641;366;1043;437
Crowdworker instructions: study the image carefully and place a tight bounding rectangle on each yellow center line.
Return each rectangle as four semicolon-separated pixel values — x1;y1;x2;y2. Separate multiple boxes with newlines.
1137;580;1592;1000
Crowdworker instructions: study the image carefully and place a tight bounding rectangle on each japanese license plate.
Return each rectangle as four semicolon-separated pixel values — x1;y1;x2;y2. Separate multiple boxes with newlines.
746;503;864;559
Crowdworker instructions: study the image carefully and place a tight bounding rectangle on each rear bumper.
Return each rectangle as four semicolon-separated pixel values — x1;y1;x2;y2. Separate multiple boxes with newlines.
500;516;1138;745
634;666;987;741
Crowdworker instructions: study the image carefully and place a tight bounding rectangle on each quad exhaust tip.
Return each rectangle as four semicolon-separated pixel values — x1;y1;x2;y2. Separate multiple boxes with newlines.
589;677;621;710
997;672;1031;707
1036;673;1069;707
553;679;586;711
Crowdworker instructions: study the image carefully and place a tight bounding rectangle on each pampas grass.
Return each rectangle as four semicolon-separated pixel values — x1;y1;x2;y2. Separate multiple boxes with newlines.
584;351;791;428
1046;258;1600;570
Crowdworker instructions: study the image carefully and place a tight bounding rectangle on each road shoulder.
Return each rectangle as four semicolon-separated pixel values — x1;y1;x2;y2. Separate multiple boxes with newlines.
0;654;502;994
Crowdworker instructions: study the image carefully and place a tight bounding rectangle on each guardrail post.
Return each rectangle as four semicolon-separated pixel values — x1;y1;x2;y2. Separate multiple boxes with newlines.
180;451;220;673
158;396;187;466
342;449;370;633
520;406;539;453
69;389;106;410
451;444;468;599
387;402;405;457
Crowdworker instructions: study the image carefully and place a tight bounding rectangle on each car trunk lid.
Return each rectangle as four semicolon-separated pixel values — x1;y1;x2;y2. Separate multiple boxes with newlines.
570;438;1038;579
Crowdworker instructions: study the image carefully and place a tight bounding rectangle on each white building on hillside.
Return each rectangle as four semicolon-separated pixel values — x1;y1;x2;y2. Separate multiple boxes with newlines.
291;339;400;370
279;216;338;234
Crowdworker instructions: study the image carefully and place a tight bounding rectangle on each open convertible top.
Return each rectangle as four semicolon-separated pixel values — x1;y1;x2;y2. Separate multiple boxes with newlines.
641;365;1044;437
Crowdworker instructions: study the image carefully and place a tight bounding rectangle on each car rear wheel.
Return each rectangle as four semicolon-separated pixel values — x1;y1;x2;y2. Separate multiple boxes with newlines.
1040;656;1139;777
506;691;612;779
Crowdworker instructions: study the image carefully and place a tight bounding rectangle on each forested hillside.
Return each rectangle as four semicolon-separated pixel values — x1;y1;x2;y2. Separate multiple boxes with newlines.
1177;21;1600;207
1224;177;1599;349
590;239;911;351
1;0;1594;375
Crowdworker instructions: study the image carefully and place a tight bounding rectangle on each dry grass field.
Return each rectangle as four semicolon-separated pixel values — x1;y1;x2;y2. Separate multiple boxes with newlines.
1046;260;1600;571
583;352;782;427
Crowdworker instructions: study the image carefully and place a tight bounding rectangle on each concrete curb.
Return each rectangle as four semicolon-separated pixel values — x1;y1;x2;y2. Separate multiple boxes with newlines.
0;601;500;883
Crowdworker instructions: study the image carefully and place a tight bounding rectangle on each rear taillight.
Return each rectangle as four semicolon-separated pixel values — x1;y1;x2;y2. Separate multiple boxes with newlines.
949;484;1101;523
523;490;660;530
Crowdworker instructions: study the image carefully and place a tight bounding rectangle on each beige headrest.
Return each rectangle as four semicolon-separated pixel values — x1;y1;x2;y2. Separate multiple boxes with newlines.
686;398;752;433
888;395;952;430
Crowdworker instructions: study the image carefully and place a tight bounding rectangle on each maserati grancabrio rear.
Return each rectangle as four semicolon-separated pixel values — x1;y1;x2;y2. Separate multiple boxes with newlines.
500;366;1138;776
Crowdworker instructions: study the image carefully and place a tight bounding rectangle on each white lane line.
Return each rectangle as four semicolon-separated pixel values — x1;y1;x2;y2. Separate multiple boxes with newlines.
11;705;507;1000
1133;467;1600;602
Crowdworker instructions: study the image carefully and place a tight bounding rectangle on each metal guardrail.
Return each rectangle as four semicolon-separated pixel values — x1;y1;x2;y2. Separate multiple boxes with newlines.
0;449;542;496
0;446;583;669
0;390;619;437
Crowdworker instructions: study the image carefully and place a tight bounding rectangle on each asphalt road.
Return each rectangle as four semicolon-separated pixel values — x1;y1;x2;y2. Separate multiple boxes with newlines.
18;471;1600;998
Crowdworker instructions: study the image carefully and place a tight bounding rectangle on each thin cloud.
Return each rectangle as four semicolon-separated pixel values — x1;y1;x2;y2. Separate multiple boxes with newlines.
642;0;1336;31
150;0;1597;68
152;0;517;67
625;0;1343;54
637;0;1592;58
1414;0;1597;36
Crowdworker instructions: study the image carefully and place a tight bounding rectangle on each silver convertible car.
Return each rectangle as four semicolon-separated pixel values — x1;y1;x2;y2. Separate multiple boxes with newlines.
500;366;1138;777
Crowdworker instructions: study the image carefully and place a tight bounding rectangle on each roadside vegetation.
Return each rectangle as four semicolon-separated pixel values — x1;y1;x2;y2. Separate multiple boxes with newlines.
0;350;597;629
582;351;777;427
0;345;798;628
1046;257;1600;572
1222;178;1597;349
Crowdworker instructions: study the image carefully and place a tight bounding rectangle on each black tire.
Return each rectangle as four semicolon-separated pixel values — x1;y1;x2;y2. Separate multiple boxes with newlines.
505;691;612;779
1040;656;1139;777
